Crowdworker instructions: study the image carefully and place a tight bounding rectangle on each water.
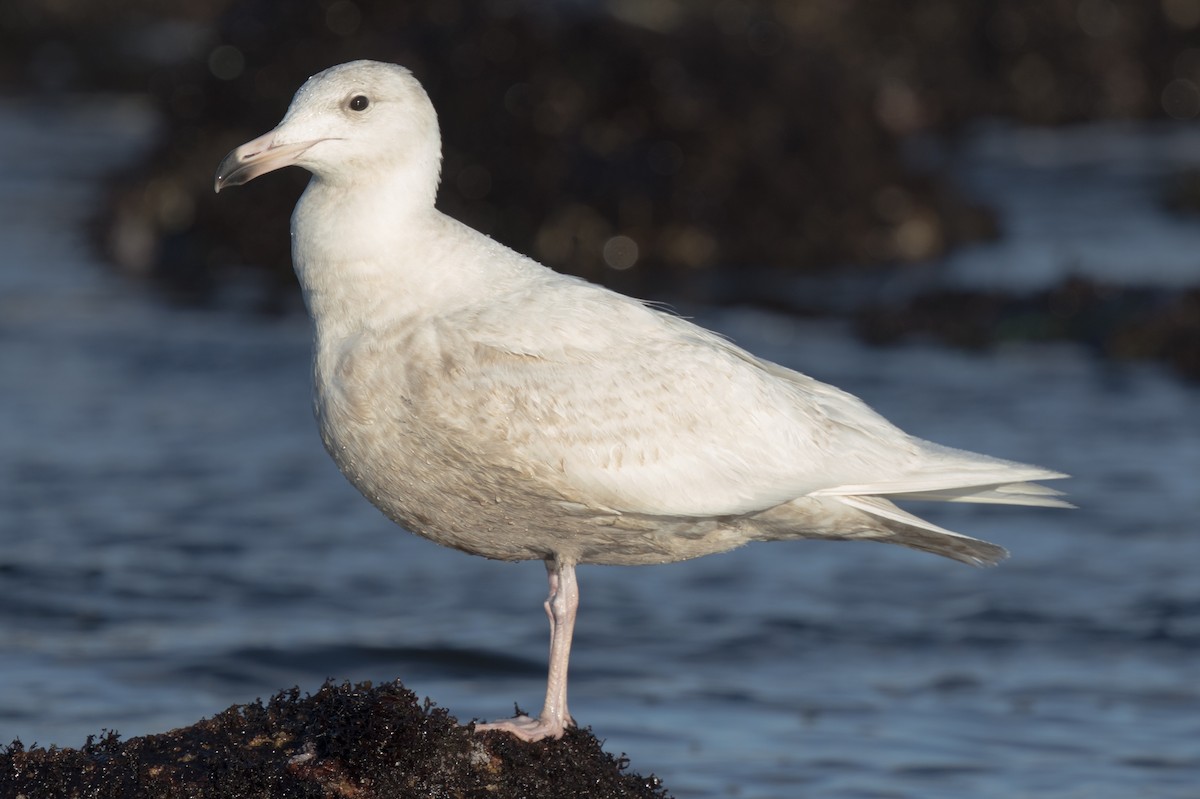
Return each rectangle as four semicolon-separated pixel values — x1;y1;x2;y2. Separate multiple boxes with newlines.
2;98;1198;798
930;119;1200;291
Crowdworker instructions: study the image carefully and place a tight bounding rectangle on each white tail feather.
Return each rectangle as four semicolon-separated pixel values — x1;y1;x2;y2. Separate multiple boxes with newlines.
816;441;1070;566
835;495;969;539
889;482;1074;508
831;495;1010;566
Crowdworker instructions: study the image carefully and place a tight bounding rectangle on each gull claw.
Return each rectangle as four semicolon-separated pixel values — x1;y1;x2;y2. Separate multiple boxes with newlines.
476;713;574;742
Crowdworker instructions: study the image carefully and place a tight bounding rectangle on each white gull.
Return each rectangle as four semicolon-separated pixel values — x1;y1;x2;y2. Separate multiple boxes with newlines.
215;60;1069;742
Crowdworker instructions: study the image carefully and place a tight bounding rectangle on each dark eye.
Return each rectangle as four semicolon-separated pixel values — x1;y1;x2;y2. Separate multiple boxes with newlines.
349;94;369;112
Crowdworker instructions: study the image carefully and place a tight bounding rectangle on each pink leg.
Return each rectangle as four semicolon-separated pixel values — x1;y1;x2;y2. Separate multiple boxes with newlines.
476;559;578;741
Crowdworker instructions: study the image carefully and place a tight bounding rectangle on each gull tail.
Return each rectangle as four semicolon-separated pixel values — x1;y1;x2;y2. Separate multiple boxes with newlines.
811;442;1071;567
833;494;1009;566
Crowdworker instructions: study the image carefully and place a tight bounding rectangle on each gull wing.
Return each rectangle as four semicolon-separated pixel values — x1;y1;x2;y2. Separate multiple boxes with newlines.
420;281;936;518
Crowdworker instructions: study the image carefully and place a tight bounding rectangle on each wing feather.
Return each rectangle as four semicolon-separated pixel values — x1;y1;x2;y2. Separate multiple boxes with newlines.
423;283;925;517
412;277;1066;521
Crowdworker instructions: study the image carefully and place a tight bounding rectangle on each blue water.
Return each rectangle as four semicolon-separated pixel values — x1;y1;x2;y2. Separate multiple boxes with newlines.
1;97;1198;798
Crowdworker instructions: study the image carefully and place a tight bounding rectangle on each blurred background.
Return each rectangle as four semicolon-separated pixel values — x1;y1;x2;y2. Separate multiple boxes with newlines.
1;2;1198;798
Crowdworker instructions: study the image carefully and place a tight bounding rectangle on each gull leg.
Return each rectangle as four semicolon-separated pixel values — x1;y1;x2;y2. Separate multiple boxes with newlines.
476;558;578;741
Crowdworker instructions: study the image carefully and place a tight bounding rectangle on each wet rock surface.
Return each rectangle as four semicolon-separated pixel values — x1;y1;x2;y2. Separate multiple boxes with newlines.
857;278;1200;380
0;681;670;799
91;0;996;303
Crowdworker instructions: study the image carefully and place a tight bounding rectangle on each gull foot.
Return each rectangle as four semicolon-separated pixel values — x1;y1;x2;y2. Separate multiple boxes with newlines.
475;714;573;742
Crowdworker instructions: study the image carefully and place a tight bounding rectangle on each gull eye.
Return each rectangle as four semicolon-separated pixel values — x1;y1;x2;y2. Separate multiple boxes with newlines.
349;94;370;112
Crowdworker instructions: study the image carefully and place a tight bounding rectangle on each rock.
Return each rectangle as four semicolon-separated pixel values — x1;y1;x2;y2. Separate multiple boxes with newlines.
91;0;1000;305
0;681;671;799
855;278;1200;381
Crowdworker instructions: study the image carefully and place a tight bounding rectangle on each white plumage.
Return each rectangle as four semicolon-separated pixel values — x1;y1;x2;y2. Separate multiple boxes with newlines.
216;60;1069;741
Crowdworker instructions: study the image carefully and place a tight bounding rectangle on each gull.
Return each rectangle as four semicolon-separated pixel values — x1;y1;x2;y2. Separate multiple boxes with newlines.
215;60;1069;742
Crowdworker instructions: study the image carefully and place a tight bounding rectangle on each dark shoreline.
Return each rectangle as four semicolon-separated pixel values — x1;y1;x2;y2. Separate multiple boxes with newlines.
4;2;1198;373
0;680;672;799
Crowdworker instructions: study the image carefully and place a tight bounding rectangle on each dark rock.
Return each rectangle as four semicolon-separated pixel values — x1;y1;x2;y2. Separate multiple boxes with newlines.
855;278;1200;381
1164;167;1200;218
0;680;671;799
79;0;1197;303
53;1;1005;304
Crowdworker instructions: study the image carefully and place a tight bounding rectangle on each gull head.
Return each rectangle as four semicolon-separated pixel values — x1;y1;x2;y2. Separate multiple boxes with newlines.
214;60;441;195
